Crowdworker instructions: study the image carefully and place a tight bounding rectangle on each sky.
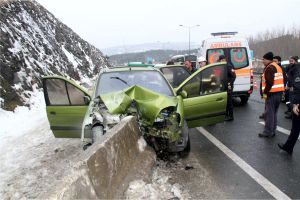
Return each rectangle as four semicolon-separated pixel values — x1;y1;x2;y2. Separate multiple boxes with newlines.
37;0;300;50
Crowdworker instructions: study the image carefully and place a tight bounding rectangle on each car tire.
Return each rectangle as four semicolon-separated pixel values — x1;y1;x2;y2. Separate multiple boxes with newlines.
92;125;104;143
179;121;190;157
240;96;249;105
183;134;191;153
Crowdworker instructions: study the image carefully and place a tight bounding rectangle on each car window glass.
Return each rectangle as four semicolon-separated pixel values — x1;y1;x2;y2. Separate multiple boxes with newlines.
97;71;173;96
67;83;86;105
161;67;190;88
230;48;248;68
46;79;69;105
182;73;201;98
200;65;225;95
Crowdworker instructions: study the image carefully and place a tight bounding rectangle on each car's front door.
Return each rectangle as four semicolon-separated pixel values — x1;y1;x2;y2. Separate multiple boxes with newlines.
42;77;91;138
177;64;228;128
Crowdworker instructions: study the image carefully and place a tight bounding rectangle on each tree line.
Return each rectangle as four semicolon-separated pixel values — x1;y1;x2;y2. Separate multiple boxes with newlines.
248;25;300;60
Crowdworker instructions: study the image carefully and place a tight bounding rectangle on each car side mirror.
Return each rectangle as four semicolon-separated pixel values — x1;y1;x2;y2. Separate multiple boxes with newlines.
83;96;91;105
179;90;188;99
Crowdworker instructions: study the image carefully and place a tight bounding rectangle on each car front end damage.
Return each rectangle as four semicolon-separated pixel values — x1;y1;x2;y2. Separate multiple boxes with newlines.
81;97;121;146
83;85;186;152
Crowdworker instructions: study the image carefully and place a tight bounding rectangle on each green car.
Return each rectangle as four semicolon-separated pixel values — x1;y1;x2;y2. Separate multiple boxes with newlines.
42;62;228;152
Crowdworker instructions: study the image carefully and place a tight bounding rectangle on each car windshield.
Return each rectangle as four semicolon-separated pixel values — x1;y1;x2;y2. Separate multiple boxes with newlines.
160;66;190;88
96;70;174;96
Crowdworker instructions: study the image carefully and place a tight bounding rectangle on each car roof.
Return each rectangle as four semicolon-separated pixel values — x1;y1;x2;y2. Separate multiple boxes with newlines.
154;64;185;69
105;66;157;72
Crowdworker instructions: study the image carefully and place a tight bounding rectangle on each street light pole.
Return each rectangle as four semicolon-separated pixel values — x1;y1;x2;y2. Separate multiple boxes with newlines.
179;24;200;55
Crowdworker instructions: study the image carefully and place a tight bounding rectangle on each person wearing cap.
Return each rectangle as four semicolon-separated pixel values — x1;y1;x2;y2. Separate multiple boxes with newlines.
259;52;285;138
197;56;207;68
218;55;236;121
259;55;285;119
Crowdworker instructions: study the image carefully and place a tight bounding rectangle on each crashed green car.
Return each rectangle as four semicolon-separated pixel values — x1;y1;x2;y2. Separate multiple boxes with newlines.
42;63;228;152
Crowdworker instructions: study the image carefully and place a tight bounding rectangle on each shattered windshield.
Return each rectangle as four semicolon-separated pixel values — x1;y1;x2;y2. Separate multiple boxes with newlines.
96;70;174;96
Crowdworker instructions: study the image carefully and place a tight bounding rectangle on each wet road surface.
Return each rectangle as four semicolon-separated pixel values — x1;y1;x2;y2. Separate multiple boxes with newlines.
161;86;300;199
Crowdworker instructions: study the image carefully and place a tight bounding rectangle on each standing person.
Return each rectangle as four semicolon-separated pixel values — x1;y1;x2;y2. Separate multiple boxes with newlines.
197;56;207;68
278;63;300;154
285;56;299;119
258;52;285;138
258;56;284;119
184;59;196;74
273;56;282;66
218;55;236;121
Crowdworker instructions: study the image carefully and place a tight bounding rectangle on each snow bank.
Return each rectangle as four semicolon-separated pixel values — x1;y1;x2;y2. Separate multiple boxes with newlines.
0;90;46;146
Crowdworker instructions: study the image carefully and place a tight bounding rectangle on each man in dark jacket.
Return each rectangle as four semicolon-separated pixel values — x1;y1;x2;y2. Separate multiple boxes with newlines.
259;52;285;138
184;59;196;74
285;56;299;119
219;55;236;121
259;55;284;119
278;63;300;154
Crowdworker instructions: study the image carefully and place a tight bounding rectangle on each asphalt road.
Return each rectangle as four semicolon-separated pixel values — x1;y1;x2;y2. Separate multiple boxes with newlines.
161;85;300;199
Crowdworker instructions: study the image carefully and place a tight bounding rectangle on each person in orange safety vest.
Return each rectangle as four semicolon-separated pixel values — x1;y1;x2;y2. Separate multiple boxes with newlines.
259;52;285;138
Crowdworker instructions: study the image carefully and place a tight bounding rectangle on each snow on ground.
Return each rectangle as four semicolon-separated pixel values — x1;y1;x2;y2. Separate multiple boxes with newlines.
0;90;45;146
0;90;82;199
125;162;190;200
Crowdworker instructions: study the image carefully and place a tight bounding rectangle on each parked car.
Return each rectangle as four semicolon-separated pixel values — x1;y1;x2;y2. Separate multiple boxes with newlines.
42;63;228;153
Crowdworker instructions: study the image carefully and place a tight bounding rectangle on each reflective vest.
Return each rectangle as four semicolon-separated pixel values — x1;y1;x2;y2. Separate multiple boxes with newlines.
262;62;285;93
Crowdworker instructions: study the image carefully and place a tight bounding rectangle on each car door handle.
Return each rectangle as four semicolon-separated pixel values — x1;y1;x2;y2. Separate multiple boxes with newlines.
50;111;56;116
216;97;224;102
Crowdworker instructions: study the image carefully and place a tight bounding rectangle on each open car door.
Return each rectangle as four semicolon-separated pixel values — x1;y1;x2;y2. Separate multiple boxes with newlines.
42;76;91;138
176;63;228;128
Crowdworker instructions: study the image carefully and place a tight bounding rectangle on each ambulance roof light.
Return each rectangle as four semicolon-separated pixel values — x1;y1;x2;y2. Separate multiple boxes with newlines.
211;32;238;37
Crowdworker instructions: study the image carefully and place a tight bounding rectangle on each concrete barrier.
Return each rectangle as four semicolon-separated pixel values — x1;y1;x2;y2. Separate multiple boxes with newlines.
41;116;156;199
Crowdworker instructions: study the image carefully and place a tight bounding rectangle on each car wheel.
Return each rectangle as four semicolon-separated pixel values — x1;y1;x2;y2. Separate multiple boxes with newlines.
92;125;104;143
179;120;190;157
183;134;190;153
240;96;249;105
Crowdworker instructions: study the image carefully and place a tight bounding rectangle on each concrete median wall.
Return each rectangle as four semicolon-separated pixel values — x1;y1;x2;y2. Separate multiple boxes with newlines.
42;116;156;199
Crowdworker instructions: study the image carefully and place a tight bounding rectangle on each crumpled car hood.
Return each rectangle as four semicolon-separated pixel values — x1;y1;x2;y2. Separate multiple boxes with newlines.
100;86;178;126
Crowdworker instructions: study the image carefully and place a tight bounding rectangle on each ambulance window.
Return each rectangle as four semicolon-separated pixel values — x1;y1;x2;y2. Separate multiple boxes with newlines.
230;48;248;69
207;49;225;64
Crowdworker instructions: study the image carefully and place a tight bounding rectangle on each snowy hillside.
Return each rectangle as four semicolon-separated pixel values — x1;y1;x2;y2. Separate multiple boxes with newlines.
0;0;109;111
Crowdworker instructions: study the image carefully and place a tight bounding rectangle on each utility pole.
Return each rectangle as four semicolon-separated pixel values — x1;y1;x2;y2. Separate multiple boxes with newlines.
179;25;200;55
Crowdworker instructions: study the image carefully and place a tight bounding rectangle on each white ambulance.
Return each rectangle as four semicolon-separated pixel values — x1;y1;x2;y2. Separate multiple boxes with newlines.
199;32;253;104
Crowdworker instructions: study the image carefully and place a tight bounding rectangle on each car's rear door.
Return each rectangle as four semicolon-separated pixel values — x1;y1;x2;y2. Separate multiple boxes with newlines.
177;64;228;128
42;77;91;138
